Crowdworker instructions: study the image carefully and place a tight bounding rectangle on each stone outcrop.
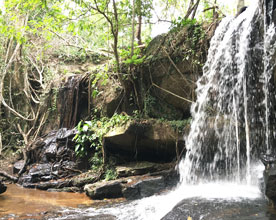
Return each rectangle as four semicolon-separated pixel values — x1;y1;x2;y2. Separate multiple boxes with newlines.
261;154;276;206
105;120;185;162
84;166;178;200
17;128;81;187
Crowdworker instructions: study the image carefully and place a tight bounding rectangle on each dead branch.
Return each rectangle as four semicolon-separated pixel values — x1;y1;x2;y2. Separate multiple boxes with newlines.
0;171;18;182
27;55;45;90
33;112;46;140
203;6;218;13
162;47;196;86
152;82;193;103
0;43;35;121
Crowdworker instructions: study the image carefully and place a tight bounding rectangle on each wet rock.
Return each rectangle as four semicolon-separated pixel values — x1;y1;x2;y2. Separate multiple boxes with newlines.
22;179;73;190
18;161;79;186
45;143;57;159
261;153;276;206
122;184;140;200
16;127;81;189
138;176;165;197
84;180;123;199
260;153;276;168
264;166;276;205
0;181;7;194
122;176;165;200
161;198;268;220
56;128;77;140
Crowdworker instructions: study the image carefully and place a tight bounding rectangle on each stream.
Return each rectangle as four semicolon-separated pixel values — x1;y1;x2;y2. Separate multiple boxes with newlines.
1;182;276;220
0;184;123;219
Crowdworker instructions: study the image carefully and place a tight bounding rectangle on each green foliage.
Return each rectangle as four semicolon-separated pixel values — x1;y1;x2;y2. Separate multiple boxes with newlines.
168;118;191;132
73;113;131;169
90;64;109;98
121;46;145;65
104;167;118;180
143;93;157;117
50;87;58;112
56;48;106;64
170;17;197;31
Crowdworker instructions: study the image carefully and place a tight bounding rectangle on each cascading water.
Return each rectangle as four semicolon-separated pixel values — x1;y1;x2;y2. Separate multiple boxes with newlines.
179;0;276;185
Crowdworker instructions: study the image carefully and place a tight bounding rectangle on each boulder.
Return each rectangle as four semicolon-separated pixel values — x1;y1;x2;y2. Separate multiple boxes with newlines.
84;180;123;199
122;176;165;200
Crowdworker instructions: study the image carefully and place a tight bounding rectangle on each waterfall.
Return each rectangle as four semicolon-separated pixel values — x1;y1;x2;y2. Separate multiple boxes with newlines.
178;1;276;185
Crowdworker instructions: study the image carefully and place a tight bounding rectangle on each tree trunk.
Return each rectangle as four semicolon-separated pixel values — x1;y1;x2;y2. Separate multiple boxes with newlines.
136;0;142;46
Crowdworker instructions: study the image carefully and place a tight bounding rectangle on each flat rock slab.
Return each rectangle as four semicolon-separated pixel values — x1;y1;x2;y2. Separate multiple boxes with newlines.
116;161;172;177
84;175;167;200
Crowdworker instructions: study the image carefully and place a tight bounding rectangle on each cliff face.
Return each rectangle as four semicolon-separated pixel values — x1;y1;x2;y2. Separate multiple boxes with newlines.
136;21;217;120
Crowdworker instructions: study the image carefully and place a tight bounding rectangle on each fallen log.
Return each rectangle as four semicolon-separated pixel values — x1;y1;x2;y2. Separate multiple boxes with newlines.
0;170;18;182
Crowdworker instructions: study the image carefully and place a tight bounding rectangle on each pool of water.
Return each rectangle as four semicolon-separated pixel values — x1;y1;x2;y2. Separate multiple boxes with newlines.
1;183;276;220
0;184;94;219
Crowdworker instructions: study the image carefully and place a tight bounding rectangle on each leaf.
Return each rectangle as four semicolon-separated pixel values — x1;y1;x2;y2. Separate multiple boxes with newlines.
92;89;99;98
75;144;80;152
83;124;89;132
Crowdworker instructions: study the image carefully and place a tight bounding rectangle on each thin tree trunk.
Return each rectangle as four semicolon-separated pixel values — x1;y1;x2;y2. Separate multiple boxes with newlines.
131;0;135;57
136;14;142;45
112;0;121;74
136;0;142;46
191;0;200;19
